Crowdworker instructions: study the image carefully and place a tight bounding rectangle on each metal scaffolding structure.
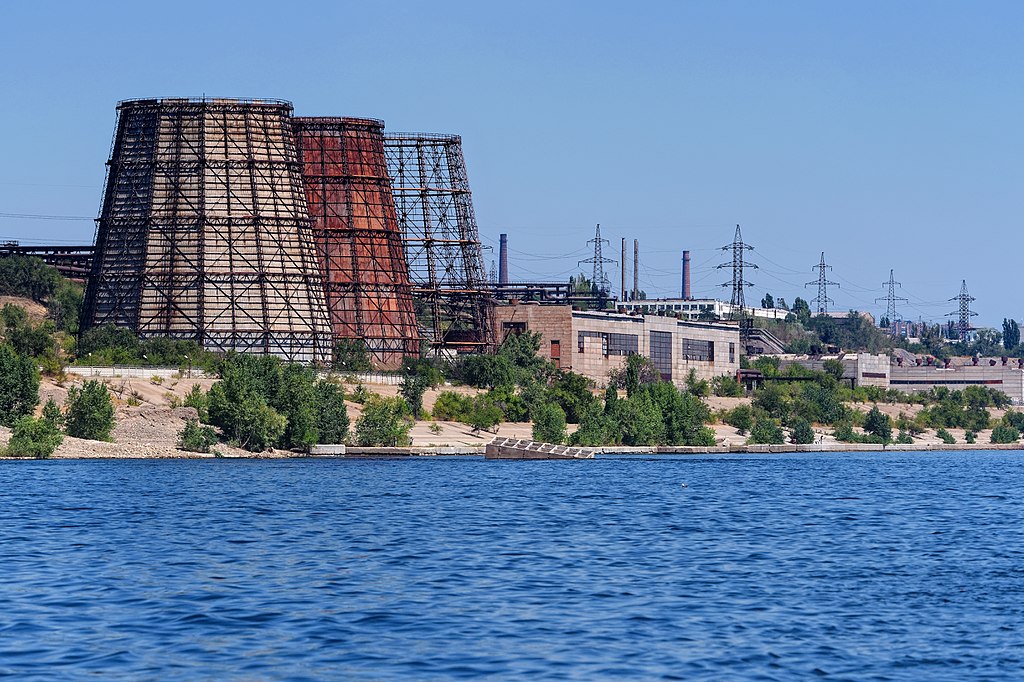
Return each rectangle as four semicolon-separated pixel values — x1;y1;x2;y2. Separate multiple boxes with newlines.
82;98;332;363
294;117;419;368
384;133;492;353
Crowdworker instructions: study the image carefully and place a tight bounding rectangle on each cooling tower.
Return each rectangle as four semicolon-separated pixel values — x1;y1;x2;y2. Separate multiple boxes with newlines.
384;133;492;352
82;98;332;363
293;117;419;368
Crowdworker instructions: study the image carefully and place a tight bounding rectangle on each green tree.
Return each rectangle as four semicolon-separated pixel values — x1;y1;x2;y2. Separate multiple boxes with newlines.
614;392;664;446
761;293;775;309
400;364;431;420
355;396;412;446
42;397;63;429
5;415;63;458
549;371;597;423
749;418;785;444
711;375;743;397
315;381;349;444
822;359;845;380
432;391;474;421
0;343;39;426
467;395;503;433
178;418;218;453
789;418;815;444
991;424;1019;444
234;399;287;451
64;380;114;441
1003;319;1020;350
863;405;892;443
183;384;209;422
48;279;83;333
791;297;812;325
936;427;955;445
331;339;372;372
0;256;62;303
531;402;567;444
724;404;754;435
273;363;319;450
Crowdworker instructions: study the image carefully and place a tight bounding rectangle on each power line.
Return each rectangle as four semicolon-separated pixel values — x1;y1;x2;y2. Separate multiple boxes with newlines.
0;212;94;221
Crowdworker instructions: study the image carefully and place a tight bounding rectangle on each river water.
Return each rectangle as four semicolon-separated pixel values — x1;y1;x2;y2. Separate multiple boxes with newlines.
1;453;1023;680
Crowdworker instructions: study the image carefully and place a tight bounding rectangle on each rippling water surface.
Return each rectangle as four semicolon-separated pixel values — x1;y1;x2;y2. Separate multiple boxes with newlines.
2;453;1024;680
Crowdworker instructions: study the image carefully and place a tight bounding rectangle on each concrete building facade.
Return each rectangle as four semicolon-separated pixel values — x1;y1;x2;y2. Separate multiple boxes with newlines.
619;298;789;322
493;303;740;388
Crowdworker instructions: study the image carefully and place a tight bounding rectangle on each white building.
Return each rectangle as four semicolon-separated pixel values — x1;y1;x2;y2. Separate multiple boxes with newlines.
619;298;790;322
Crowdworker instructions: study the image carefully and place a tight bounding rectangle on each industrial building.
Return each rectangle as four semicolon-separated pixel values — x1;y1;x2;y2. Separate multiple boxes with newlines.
82;98;333;364
293;117;419;368
619;299;789;322
493;303;740;387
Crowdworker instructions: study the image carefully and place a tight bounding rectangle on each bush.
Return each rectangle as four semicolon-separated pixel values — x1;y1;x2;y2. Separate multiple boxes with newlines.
685;369;710;398
531;402;567;444
965;430;977;444
5;415;63;458
711;375;743;397
863;406;892;443
0;343;39;426
178;418;218;453
331;339;372;372
315;381;349;445
183;385;209;422
936;427;955;445
467;396;503;433
64;380;114;441
895;430;914;444
355;396;412;446
724;404;754;435
432;391;473;421
749;418;785;445
233;399;287;451
789;418;815;445
990;424;1020;444
42;398;63;429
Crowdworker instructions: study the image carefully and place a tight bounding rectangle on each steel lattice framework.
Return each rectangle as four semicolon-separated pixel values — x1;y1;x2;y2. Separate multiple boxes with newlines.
82;98;332;363
294;117;419;368
384;133;492;352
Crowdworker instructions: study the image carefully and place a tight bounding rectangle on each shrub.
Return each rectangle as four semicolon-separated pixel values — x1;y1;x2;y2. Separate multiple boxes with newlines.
233;399;287;451
685;369;710;398
331;339;372;372
711;375;743;397
833;422;857;442
789;418;815;445
355;396;412;446
724;404;754;435
315;381;349;445
178;418;218;453
965;431;977;444
0;343;39;426
5;415;63;458
895;430;914;444
863;406;892;443
64;380;114;441
936;427;955;445
1003;411;1024;431
467;396;503;433
532;402;567;444
749;418;785;445
432;391;473;421
183;385;209;422
990;424;1020;444
42;398;63;429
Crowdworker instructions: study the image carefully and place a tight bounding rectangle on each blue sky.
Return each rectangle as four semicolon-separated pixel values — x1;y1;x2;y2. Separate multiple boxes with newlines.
1;1;1020;326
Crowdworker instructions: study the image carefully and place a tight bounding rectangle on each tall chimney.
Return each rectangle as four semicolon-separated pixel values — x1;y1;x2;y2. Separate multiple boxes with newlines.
682;250;691;299
498;233;509;285
633;239;639;301
621;237;627;301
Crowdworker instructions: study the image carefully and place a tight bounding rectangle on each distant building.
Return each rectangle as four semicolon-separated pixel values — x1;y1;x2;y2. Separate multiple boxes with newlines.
493;303;740;388
619;298;789;322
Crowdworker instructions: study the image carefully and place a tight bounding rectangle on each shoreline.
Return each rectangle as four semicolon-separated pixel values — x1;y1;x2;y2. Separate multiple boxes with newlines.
4;441;1023;460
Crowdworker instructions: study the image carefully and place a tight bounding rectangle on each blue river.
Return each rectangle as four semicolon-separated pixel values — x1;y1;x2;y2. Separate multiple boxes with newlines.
1;453;1023;680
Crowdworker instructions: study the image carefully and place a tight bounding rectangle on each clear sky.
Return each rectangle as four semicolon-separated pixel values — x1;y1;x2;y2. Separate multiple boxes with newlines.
1;1;1020;327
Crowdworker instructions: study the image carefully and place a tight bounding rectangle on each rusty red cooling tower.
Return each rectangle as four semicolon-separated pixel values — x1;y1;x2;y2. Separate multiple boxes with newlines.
293;117;419;368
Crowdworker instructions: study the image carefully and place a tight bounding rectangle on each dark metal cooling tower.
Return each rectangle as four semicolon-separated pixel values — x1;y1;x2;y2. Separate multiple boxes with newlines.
293;117;419;369
384;133;492;353
81;98;332;364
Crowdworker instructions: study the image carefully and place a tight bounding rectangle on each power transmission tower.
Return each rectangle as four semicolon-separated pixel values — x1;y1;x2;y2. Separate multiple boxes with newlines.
875;269;907;336
717;224;757;308
489;259;497;285
578;223;616;296
946;280;977;342
806;252;839;314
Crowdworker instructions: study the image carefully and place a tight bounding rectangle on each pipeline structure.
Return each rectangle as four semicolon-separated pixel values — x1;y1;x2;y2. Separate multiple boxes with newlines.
293;117;419;368
81;98;333;364
384;133;492;353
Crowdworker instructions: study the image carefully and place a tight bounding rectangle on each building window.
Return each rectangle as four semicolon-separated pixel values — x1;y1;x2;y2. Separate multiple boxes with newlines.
551;340;561;369
729;342;735;363
577;331;638;357
681;337;714;362
650;330;672;381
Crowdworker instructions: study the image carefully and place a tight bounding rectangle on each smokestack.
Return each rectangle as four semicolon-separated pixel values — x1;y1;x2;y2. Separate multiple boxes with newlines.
682;250;691;299
621;237;627;301
633;239;639;301
498;233;509;285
